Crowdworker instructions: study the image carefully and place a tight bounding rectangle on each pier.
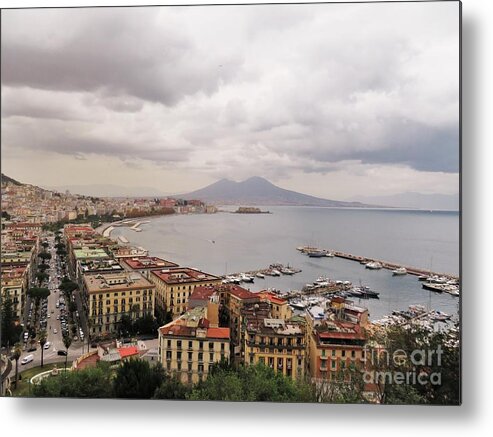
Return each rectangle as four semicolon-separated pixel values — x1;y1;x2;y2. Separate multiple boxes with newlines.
297;246;458;281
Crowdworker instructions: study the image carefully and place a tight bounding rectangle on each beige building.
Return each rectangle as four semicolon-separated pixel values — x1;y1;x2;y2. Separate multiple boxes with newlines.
83;271;156;335
243;303;307;381
158;303;230;385
149;268;221;317
1;266;28;320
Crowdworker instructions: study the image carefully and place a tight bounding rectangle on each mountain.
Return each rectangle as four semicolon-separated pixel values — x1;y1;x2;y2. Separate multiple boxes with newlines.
350;192;459;211
179;176;370;207
44;184;170;198
1;173;22;186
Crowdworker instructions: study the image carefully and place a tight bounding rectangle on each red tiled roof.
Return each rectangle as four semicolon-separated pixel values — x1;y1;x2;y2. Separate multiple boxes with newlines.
258;290;287;305
206;327;230;339
226;285;258;300
189;286;216;301
118;346;139;359
123;256;178;270
151;267;219;284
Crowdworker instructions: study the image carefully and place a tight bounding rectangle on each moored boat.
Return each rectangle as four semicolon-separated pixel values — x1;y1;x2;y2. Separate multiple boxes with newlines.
392;267;407;276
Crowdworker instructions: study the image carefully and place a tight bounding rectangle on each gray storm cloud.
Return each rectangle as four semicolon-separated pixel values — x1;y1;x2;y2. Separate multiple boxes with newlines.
1;2;459;182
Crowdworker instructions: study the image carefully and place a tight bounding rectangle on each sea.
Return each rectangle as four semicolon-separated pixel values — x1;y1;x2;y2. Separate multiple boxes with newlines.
111;207;460;321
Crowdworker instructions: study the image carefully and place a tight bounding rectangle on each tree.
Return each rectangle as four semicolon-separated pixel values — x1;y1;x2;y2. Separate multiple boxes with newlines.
366;323;459;405
112;359;165;399
1;292;22;347
118;315;134;337
12;343;22;389
37;263;50;272
39;330;47;368
188;363;315;402
38;252;51;264
41;241;49;250
32;362;113;398
153;375;190;400
62;335;72;370
36;272;49;286
59;280;77;295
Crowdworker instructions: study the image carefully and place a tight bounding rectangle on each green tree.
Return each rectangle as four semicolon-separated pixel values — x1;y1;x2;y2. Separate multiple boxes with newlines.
153;375;191;400
367;323;459;405
118;315;134;337
39;330;47;368
12;343;22;389
38;252;52;264
112;359;165;399
41;241;49;250
37;263;50;272
188;363;315;402
1;292;22;347
36;272;49;286
32;362;113;398
59;281;78;295
62;335;72;370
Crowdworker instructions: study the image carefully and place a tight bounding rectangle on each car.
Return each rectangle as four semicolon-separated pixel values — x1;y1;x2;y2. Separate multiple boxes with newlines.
21;354;34;365
27;346;37;352
57;350;67;356
44;341;51;349
53;329;58;334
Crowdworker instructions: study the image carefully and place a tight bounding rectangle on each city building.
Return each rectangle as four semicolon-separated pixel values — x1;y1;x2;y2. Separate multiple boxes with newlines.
121;256;179;279
306;298;369;381
242;301;307;380
82;271;156;335
149;268;221;317
158;304;230;385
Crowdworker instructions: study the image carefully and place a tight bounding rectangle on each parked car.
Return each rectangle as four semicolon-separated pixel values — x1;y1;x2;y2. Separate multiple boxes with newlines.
21;354;34;365
57;350;67;356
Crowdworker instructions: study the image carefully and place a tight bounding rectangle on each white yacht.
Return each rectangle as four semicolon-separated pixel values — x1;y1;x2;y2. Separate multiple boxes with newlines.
392;267;407;276
365;261;383;270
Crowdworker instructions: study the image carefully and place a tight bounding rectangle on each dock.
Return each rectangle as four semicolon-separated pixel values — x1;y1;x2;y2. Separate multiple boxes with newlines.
297;246;459;281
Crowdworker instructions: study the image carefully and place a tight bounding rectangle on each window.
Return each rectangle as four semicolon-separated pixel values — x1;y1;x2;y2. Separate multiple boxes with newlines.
209;342;214;350
331;350;336;357
188;352;193;361
351;350;356;359
188;341;193;349
167;340;171;348
221;343;225;351
198;352;203;362
177;340;182;349
209;353;214;363
177;352;182;361
342;350;346;358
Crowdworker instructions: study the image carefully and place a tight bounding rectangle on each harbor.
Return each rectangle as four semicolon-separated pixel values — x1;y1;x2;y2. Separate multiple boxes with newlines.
296;245;460;298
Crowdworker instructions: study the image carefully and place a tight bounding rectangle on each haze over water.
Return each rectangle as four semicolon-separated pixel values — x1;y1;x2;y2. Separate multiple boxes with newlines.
112;207;459;320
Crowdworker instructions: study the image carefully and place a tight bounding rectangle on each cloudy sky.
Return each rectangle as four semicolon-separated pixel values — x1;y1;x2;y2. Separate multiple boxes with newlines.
1;2;460;199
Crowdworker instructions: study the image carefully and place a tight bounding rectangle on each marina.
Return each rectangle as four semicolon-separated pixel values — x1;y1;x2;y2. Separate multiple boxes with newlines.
296;246;460;298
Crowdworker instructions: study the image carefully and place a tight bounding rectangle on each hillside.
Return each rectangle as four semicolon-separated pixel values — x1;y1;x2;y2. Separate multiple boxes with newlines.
1;173;22;186
179;176;370;207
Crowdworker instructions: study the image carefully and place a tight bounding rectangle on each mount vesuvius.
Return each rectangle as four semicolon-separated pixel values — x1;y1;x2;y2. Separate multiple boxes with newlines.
179;177;371;207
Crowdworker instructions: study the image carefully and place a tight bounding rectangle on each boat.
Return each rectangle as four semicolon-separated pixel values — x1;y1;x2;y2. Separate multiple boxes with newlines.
307;251;327;258
430;310;452;322
365;261;383;270
281;268;295;275
225;275;242;284
350;286;380;299
270;269;281;276
256;272;265;279
289;300;308;310
325;252;335;257
418;275;428;281
392;267;407;276
239;273;255;283
421;282;444;293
